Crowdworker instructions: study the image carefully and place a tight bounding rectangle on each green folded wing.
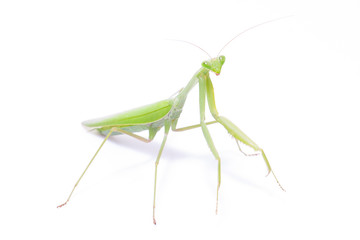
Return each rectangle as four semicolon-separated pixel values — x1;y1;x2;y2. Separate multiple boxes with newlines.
82;99;173;128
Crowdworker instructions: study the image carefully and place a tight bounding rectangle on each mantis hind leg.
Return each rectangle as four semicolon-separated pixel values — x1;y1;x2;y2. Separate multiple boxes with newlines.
57;127;156;208
205;78;285;191
57;128;116;208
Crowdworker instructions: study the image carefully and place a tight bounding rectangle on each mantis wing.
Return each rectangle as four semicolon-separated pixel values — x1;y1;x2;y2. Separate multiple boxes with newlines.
82;99;173;129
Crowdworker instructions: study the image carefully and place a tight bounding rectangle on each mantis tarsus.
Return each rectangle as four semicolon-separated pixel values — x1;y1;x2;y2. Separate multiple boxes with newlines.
57;18;286;225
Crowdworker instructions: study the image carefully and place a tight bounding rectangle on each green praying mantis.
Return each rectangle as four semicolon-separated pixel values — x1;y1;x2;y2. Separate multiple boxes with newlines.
57;18;286;225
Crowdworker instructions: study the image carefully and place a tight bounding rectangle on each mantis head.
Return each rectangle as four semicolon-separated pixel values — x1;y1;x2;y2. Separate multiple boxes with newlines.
201;56;226;76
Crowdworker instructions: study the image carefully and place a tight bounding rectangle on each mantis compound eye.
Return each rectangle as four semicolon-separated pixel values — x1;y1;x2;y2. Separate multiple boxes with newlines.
218;55;226;64
202;61;210;68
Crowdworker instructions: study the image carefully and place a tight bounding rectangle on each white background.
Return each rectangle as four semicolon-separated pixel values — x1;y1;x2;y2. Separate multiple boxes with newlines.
1;0;360;239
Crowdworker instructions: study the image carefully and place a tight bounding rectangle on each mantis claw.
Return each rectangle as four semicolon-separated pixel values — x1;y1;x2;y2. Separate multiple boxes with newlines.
235;140;260;157
57;200;68;208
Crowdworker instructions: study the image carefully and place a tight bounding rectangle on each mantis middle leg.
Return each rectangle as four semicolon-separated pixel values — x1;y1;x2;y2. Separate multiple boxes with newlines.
153;121;171;225
172;120;218;132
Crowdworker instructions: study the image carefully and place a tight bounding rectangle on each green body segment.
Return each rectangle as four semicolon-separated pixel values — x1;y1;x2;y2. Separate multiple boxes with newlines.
82;99;173;135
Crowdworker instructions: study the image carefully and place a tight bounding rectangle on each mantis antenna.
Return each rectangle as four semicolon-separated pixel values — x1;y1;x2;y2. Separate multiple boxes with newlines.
217;15;293;56
166;39;212;59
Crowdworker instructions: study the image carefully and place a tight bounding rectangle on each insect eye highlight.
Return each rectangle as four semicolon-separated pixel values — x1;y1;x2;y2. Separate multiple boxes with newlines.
218;55;226;64
202;61;210;68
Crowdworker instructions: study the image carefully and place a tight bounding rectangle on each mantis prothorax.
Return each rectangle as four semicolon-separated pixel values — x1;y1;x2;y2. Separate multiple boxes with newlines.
57;18;287;225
